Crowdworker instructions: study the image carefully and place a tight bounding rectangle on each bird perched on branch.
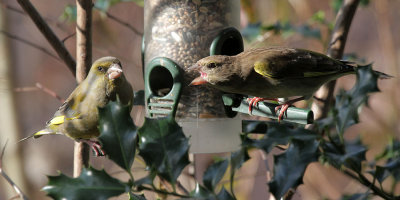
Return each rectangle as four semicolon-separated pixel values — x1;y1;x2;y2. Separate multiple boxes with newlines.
188;47;391;122
21;56;133;156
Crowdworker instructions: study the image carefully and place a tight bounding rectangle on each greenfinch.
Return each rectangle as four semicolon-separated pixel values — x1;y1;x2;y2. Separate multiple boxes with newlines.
21;56;133;155
188;47;391;121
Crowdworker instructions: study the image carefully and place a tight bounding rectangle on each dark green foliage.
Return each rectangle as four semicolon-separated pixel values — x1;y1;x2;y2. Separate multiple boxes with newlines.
98;100;137;171
138;116;190;185
43;167;127;200
42;58;397;200
269;139;319;199
216;187;235;200
321;138;367;171
203;160;229;191
244;123;318;153
334;64;380;134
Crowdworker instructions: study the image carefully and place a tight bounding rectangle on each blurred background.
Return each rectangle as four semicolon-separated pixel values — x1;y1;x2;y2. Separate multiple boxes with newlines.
0;0;399;199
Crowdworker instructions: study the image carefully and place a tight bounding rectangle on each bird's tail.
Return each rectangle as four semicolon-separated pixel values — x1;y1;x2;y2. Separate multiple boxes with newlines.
341;61;393;79
18;129;57;143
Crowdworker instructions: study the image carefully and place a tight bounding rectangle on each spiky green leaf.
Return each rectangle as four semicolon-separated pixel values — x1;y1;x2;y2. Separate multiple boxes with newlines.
98;100;137;171
43;167;127;200
138;116;189;184
269;139;319;199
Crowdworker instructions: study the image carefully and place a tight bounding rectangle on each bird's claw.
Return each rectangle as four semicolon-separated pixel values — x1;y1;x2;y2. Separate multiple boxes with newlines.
83;140;106;157
247;97;279;115
275;104;290;122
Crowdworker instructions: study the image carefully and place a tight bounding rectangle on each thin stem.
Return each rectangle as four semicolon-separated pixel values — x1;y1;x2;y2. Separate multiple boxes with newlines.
0;142;29;200
311;0;361;120
94;6;142;35
342;169;398;200
16;0;76;75
0;29;61;61
135;185;191;198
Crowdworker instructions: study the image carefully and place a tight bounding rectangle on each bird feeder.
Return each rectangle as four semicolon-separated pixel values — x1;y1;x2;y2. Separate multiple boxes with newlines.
143;0;243;153
143;0;313;153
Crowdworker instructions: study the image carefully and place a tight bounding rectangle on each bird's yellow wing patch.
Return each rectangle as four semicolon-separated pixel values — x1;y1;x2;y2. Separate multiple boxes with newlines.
254;61;274;78
49;116;65;125
49;115;81;125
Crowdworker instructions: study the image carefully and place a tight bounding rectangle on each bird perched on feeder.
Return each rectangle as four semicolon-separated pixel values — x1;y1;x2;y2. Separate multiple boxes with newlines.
21;56;133;156
188;47;391;122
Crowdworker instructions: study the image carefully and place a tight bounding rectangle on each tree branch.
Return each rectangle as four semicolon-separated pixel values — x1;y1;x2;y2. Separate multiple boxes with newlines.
0;29;61;61
14;82;65;102
16;0;76;75
94;6;142;35
73;0;92;178
310;0;360;120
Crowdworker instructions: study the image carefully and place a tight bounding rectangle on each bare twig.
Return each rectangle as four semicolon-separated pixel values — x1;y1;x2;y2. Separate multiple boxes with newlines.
61;32;76;44
0;29;60;61
0;141;29;200
1;2;70;33
310;0;361;120
16;0;76;75
94;6;142;35
73;0;92;178
14;82;65;102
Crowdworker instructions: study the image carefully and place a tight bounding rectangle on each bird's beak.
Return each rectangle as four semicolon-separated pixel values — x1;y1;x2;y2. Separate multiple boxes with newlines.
189;76;207;85
187;63;201;72
187;63;207;85
107;63;123;79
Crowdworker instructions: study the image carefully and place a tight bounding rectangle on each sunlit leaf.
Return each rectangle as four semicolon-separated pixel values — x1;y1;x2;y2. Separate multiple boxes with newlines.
43;167;127;200
98;100;137;171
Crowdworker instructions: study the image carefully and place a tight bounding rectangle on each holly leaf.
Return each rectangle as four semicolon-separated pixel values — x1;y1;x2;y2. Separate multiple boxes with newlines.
227;147;250;198
191;183;213;199
245;123;318;153
322;138;367;171
43;167;127;200
269;139;319;199
375;139;400;161
382;158;400;181
216;187;235;200
138;116;189;184
129;192;146;200
335;64;380;134
98;100;137;171
368;166;390;184
191;184;233;200
203;160;229;191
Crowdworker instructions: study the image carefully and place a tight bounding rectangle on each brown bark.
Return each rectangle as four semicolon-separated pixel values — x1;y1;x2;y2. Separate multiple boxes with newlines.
16;0;76;75
73;0;92;178
310;0;361;120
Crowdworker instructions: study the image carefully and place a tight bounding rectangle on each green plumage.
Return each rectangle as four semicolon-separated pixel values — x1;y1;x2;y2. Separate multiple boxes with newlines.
22;57;133;142
189;47;390;98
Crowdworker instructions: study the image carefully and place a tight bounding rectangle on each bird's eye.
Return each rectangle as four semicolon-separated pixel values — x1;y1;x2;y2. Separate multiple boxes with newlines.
97;66;104;71
207;63;217;69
